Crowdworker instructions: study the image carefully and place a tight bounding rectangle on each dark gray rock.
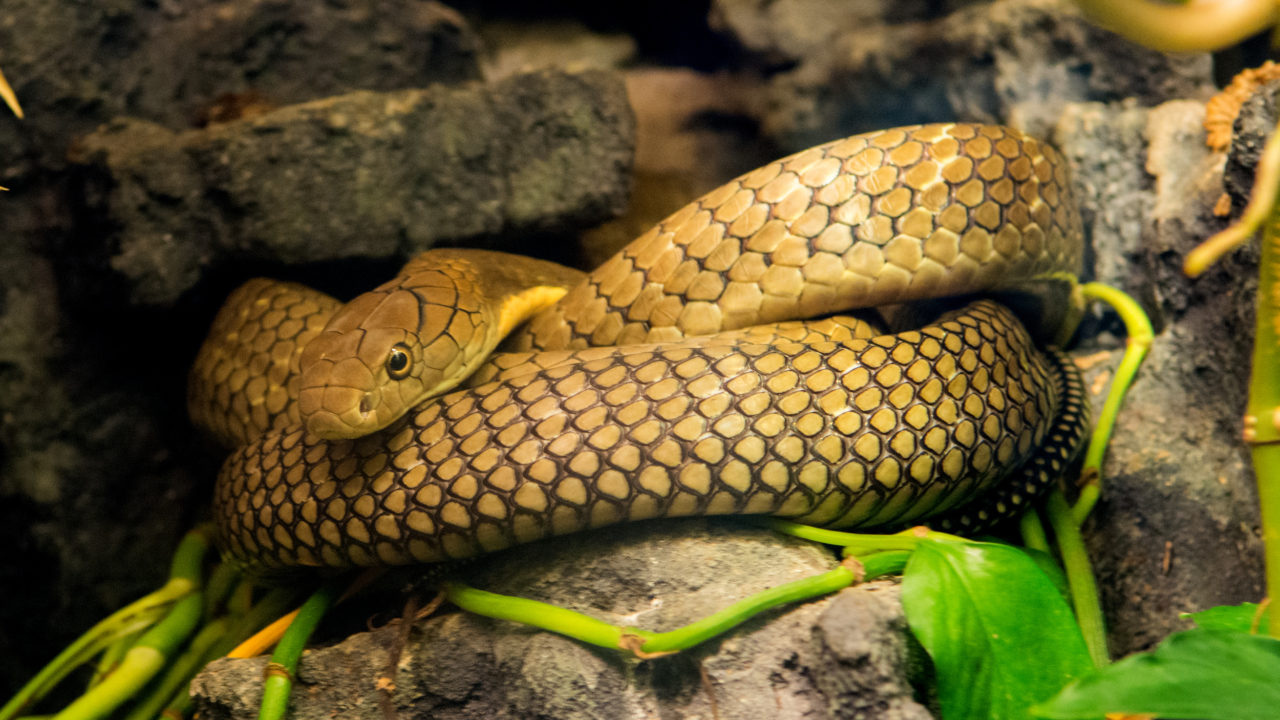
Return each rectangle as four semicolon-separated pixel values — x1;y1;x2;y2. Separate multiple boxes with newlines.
0;2;481;692
1224;79;1280;213
192;519;932;720
72;69;635;304
750;0;1214;149
0;0;482;184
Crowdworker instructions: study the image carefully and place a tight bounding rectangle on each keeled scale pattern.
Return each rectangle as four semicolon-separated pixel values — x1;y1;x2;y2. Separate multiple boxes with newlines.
512;123;1082;352
295;249;583;440
188;279;340;448
215;300;1059;569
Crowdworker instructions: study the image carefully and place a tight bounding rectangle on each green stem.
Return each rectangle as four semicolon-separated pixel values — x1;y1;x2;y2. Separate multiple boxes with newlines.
1254;442;1280;641
122;617;229;720
1019;510;1051;555
0;528;211;720
764;518;964;553
853;550;912;579
219;587;301;658
202;562;241;620
86;630;139;691
447;552;910;657
445;582;626;649
161;588;297;720
54;593;204;720
1247;161;1280;640
258;585;337;720
0;599;167;719
1046;491;1108;667
1072;282;1154;524
638;565;857;654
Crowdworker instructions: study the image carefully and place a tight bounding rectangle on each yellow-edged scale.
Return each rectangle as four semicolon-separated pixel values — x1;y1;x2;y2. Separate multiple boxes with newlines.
189;123;1090;571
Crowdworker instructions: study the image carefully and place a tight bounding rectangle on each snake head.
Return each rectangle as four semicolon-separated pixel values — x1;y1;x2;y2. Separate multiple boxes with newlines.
298;288;465;440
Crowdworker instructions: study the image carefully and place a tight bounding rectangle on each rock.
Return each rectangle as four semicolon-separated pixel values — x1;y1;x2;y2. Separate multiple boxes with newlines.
192;519;932;720
1223;79;1280;212
0;2;483;690
0;193;212;700
1052;101;1153;301
0;0;482;183
480;19;637;80
750;0;1214;149
1051;97;1264;655
709;0;946;66
71;68;636;304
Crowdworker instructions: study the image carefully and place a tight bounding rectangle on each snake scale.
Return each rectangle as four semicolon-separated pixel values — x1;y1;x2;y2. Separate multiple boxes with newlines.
190;122;1090;571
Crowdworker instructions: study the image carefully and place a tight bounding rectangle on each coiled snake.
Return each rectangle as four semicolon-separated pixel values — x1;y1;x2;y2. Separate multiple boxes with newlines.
190;123;1090;571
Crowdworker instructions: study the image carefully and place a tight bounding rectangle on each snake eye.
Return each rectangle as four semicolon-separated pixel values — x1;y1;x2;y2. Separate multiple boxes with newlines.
385;344;411;379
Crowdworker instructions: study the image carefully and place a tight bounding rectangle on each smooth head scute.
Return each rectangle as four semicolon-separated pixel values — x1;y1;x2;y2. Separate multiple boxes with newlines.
298;288;434;439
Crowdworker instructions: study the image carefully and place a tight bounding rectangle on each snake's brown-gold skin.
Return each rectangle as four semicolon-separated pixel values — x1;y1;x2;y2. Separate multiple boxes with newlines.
188;250;584;448
198;122;1090;570
295;249;585;440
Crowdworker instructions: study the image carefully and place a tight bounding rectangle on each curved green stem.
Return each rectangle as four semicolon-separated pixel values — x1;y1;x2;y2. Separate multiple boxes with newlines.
1072;0;1279;53
446;552;909;658
258;585;337;720
0;527;212;720
1187;105;1280;276
86;629;139;691
445;582;626;649
763;518;965;553
1072;283;1154;523
55;593;204;720
1046;491;1108;667
637;564;858;654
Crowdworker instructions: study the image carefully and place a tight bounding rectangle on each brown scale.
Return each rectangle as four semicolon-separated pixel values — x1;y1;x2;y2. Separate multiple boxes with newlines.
199;123;1090;571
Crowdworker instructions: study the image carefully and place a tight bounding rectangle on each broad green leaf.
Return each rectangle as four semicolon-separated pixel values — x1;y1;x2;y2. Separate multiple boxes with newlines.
1023;547;1071;604
902;540;1092;720
1182;602;1268;634
1035;629;1280;719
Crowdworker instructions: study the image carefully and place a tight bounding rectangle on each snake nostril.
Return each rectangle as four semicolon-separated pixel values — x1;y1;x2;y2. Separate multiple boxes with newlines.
359;395;374;415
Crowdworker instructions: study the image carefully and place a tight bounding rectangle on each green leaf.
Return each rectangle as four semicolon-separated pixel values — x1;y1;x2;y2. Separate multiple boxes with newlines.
1183;602;1268;634
1035;629;1280;719
1022;547;1071;605
901;540;1092;720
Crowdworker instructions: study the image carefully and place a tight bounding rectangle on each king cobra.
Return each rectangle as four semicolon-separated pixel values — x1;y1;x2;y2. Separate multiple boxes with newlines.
191;123;1090;571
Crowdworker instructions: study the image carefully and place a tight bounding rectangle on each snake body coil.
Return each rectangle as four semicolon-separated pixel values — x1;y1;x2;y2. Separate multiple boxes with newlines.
195;123;1089;570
